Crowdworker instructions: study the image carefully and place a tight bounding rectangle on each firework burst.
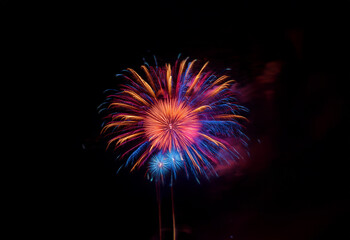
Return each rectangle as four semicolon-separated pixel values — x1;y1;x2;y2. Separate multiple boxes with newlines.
100;56;248;183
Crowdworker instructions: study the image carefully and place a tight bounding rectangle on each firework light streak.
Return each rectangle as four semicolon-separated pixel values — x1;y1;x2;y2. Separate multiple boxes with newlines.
100;56;248;183
99;55;248;240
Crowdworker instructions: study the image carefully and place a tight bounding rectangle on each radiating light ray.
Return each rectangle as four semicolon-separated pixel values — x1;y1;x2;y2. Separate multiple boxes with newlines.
186;61;209;95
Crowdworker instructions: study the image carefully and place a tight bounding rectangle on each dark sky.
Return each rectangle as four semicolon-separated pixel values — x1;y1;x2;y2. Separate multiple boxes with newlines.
3;1;349;239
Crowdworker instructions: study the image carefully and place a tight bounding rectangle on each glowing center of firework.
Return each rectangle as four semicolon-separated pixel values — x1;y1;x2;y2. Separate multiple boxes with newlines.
144;99;201;152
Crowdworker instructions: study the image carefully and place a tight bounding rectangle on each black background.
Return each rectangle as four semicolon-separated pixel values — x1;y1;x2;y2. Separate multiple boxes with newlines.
3;1;349;239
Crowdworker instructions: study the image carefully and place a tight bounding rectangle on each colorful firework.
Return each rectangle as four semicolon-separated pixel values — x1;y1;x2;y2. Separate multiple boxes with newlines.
100;56;248;183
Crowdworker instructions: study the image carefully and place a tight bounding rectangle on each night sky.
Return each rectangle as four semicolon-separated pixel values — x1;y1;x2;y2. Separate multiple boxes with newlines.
3;1;349;239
